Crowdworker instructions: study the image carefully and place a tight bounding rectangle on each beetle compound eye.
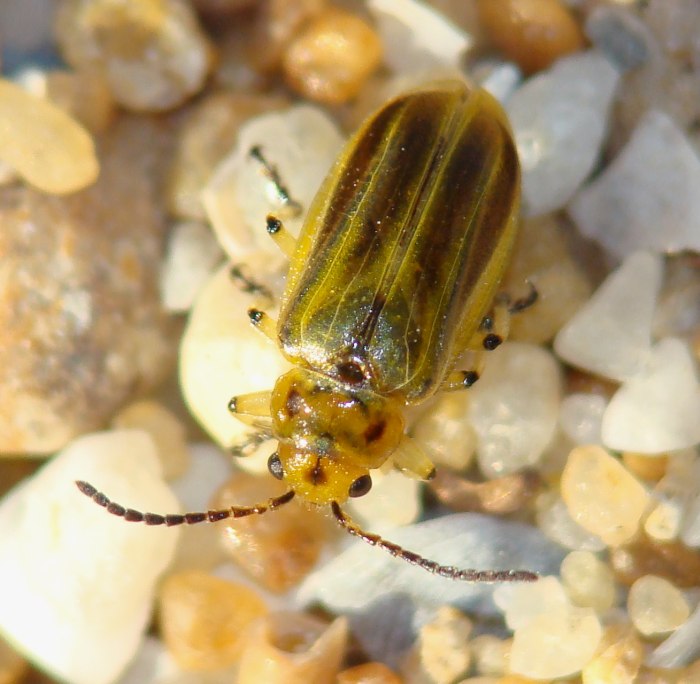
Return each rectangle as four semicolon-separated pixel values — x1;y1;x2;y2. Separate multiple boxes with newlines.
267;452;285;480
348;474;372;498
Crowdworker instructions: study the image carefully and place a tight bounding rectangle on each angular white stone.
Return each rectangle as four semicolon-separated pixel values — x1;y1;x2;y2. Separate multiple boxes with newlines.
202;105;342;265
179;263;292;450
493;575;570;630
569;109;700;257
506;50;620;217
468;343;561;478
0;430;179;684
554;251;663;382
160;221;223;313
602;338;700;453
368;0;471;75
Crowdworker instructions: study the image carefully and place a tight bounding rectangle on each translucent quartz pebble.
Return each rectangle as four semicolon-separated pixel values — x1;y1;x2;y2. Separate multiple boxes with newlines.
581;626;643;684
554;251;663;382
506;50;620;217
469;634;510;677
0;77;98;194
536;493;606;552
475;61;522;103
113;400;190;480
561;445;651;546
368;0;471;75
237;613;347;684
297;514;565;662
55;0;213;112
584;5;652;71
628;575;690;636
160;221;224;313
0;430;179;684
202;105;342;264
494;576;569;631
159;571;268;671
647;601;700;669
347;467;421;529
468;342;561;478
644;498;683;542
569;110;700;258
179;262;292;449
509;607;602;679
602;338;700;453
559;393;606;445
560;551;615;613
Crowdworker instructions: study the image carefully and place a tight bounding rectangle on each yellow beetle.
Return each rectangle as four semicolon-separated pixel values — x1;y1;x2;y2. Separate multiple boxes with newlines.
78;80;537;582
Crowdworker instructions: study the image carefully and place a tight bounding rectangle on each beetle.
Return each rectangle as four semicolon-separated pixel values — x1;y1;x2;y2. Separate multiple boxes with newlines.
78;80;538;582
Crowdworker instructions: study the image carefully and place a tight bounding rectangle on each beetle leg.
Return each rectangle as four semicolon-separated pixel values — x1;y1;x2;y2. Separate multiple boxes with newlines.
266;215;297;259
229;263;274;303
392;436;436;481
229;429;274;458
228;390;273;418
249;145;303;217
247;307;278;342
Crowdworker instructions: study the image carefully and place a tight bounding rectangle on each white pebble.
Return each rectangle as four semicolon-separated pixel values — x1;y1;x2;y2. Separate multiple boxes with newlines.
648;601;700;669
493;576;569;631
602;338;700;453
645;498;683;541
554;251;663;382
628;575;690;636
681;493;700;548
536;493;606;552
202;105;342;264
559;393;607;445
179;262;292;450
368;0;471;75
510;607;602;679
475;61;522;103
160;221;223;313
569;109;700;257
506;50;620;217
468;343;561;478
560;551;616;613
0;430;179;684
561;445;651;547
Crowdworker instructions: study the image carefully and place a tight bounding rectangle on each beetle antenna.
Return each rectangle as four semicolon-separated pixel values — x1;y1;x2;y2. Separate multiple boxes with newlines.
75;480;294;526
330;501;538;583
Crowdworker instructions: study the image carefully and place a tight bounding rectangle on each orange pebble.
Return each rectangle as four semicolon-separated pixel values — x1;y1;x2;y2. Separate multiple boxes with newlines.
337;661;403;683
477;0;585;74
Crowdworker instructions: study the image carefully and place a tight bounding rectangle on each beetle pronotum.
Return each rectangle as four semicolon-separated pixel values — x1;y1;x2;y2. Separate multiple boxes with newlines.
78;80;538;583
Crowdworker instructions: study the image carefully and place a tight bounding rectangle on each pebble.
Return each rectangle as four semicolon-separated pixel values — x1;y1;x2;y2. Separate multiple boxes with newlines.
159;221;224;313
212;471;330;592
501;214;592;345
560;551;616;613
494;576;569;631
647;600;700;670
202;104;342;264
283;8;382;105
475;60;522;103
469;634;510;677
348;466;421;529
602;337;700;453
0;636;28;684
167;91;288;222
554;251;663;383
682;493;700;548
644;498;683;542
627;575;690;636
622;452;669;483
401;606;472;684
0;430;179;684
477;0;585;75
368;0;471;76
509;606;602;679
158;570;268;671
0;76;98;194
337;662;402;684
112;400;190;480
55;0;213;112
179;262;292;450
561;445;651;546
558;393;606;445
569;109;700;258
581;625;643;684
468;342;561;478
0;117;176;454
237;613;348;684
506;50;620;217
536;492;606;552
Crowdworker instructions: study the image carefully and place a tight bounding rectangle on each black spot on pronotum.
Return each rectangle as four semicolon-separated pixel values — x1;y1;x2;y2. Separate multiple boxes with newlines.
364;421;386;444
348;474;372;498
309;460;327;486
267;452;284;480
285;389;304;417
336;360;365;385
